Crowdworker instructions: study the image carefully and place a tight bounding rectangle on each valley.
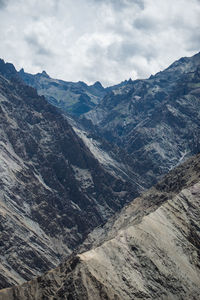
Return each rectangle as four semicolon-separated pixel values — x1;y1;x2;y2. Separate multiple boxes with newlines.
0;52;200;299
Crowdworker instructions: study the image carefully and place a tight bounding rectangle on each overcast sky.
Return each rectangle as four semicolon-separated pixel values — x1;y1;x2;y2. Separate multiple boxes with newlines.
0;0;200;86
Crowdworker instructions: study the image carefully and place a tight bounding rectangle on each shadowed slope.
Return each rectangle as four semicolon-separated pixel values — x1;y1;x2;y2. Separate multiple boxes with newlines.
1;153;199;299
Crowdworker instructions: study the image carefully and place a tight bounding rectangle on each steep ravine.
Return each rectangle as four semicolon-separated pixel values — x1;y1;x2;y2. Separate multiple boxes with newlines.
0;62;137;288
82;52;200;187
1;153;199;299
0;52;200;295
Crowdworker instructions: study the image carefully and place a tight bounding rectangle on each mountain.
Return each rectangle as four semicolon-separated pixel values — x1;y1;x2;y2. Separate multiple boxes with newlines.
0;60;137;288
1;52;200;296
18;69;107;115
1;152;199;299
18;68;135;116
82;52;200;186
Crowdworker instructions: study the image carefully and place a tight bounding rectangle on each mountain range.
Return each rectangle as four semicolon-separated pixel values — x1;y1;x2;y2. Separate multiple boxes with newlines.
82;52;200;186
0;52;200;298
18;68;130;116
0;60;137;288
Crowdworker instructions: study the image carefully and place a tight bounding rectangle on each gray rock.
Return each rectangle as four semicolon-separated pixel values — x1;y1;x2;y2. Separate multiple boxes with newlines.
82;52;200;187
0;63;137;288
1;153;199;299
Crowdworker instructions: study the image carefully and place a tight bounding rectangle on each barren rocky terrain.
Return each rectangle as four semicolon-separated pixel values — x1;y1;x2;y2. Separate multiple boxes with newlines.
82;52;200;186
1;153;199;299
0;52;200;298
0;60;137;288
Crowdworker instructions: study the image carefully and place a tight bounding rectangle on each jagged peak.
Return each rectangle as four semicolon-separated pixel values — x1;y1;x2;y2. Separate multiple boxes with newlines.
77;80;88;87
0;58;18;79
41;70;50;77
34;70;50;78
91;81;104;90
34;70;49;78
19;68;25;74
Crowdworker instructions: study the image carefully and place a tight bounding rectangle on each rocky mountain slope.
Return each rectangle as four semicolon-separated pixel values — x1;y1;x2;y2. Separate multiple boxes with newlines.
66;115;146;190
82;52;200;186
1;52;200;297
1;153;199;299
18;52;200;190
0;60;137;288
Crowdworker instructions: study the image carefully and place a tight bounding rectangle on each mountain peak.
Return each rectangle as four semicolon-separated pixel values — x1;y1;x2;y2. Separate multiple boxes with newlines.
34;70;50;78
41;70;50;78
91;81;104;90
127;78;133;83
19;68;25;74
0;58;18;79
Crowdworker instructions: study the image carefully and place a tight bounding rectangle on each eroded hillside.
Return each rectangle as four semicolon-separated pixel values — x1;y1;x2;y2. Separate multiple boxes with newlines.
0;61;137;288
1;153;199;299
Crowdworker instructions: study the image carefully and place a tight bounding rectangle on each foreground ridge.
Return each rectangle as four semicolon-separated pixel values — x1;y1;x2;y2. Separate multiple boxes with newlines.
1;153;200;299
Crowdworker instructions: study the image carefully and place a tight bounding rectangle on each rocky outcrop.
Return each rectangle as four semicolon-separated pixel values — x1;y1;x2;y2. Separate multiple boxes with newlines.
82;52;200;187
0;62;137;288
1;153;199;299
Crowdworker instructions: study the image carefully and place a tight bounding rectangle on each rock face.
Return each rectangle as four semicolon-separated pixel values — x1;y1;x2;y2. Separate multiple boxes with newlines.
1;153;200;300
18;69;107;115
1;52;200;296
0;60;137;288
82;52;200;186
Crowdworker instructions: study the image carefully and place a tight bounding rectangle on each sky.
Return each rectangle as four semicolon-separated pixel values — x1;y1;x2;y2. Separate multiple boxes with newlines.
0;0;200;86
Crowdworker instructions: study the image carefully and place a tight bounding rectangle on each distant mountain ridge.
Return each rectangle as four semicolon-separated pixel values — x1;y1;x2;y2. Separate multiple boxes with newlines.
18;65;134;116
18;68;106;115
82;51;200;186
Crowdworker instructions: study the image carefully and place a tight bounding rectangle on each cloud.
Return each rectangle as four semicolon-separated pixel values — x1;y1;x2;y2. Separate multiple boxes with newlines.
25;35;52;56
0;0;7;9
0;0;199;86
93;0;144;10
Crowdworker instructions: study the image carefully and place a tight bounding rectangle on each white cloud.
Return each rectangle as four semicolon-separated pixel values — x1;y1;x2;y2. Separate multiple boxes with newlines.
0;0;199;86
